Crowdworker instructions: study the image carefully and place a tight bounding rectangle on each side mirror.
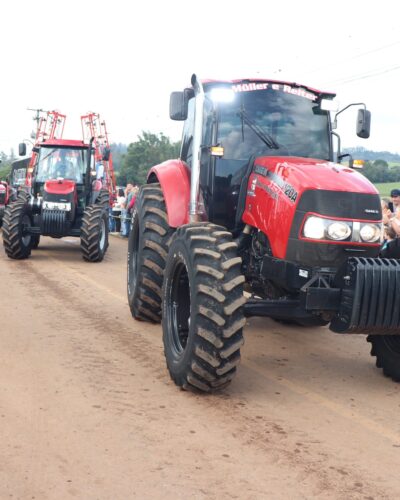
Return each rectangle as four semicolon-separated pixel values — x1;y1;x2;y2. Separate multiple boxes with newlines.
169;88;194;121
170;91;188;121
19;143;27;156
102;147;111;161
356;109;371;139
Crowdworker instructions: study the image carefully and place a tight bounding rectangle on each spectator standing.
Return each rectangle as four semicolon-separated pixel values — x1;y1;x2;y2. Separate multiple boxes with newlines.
120;184;133;237
381;198;393;226
124;185;139;237
112;188;126;233
390;205;400;237
388;189;400;213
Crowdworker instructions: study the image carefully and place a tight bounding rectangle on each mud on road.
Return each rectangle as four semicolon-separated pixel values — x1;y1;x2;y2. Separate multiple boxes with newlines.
1;234;400;499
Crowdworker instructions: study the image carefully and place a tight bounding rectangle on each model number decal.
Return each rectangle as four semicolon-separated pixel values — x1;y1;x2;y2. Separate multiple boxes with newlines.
253;164;298;203
283;184;298;203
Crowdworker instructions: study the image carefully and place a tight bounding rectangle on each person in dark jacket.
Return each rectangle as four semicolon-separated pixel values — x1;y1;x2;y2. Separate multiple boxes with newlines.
388;188;400;213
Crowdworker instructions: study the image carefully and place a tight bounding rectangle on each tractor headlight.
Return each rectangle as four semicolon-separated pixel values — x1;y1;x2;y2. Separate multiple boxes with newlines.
360;223;381;243
326;221;352;241
303;216;326;239
302;214;381;244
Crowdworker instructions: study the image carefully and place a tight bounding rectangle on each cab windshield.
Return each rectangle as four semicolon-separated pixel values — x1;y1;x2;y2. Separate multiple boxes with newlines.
35;147;87;183
213;84;331;161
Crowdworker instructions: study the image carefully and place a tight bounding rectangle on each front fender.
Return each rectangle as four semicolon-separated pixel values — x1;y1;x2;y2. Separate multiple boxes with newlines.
147;159;190;228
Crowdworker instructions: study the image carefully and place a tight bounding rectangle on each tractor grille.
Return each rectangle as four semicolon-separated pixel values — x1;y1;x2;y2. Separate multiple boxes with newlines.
330;257;400;334
41;209;69;236
0;192;5;204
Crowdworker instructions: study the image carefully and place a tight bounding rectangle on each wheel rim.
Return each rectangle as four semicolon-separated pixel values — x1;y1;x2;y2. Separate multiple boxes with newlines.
382;336;400;354
99;217;106;250
21;214;31;247
168;258;191;357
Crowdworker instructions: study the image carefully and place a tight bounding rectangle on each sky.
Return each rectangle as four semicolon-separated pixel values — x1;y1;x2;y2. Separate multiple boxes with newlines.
1;0;400;157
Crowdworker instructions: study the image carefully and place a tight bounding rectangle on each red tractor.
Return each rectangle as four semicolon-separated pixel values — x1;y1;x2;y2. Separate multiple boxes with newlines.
2;110;116;261
0;180;16;227
128;75;397;392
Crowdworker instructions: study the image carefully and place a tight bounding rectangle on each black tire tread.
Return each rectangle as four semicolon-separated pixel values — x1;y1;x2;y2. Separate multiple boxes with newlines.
2;201;32;259
128;184;174;323
367;335;400;382
80;204;108;262
163;223;246;392
96;189;110;207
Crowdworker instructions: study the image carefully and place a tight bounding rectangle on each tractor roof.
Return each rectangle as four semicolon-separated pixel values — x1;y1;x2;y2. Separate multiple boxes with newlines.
200;78;336;99
39;139;88;148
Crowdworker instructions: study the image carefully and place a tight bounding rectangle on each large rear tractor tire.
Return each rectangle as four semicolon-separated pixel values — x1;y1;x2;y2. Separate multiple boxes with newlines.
80;205;109;262
162;223;246;392
127;184;174;323
2;201;33;259
367;335;400;382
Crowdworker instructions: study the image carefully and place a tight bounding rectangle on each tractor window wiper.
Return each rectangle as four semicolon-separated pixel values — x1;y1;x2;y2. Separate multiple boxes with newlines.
39;148;56;163
237;109;280;150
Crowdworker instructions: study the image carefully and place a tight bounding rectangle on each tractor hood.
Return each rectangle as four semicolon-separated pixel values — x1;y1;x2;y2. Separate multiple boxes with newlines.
243;155;382;262
253;156;378;195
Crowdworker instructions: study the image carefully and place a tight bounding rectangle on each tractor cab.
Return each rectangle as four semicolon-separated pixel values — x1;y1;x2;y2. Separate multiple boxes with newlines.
171;77;371;232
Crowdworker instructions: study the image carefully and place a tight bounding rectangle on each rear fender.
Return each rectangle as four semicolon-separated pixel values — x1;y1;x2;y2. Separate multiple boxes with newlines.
147;159;190;227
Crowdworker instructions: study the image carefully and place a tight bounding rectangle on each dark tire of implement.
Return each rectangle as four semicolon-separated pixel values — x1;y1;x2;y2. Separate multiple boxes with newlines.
80;205;109;262
127;183;174;323
367;335;400;382
162;223;246;392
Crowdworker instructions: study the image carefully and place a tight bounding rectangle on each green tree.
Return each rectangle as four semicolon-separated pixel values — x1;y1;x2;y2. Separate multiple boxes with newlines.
110;142;127;177
362;160;392;183
118;132;180;185
0;151;13;181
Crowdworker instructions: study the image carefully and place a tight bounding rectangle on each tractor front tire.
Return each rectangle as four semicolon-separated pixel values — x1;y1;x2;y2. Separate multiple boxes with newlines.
367;335;400;382
2;201;33;259
127;184;174;323
162;223;246;392
80;205;109;262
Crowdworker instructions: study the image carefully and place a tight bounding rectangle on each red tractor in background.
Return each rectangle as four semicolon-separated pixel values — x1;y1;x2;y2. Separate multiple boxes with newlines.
128;74;400;393
2;110;116;261
0;157;32;227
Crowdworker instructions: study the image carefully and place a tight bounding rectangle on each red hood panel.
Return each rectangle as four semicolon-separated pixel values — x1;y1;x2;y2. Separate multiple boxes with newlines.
44;179;76;195
254;156;378;195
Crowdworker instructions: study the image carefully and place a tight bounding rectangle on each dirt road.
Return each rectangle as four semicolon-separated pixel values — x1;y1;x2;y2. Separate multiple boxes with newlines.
0;234;399;499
